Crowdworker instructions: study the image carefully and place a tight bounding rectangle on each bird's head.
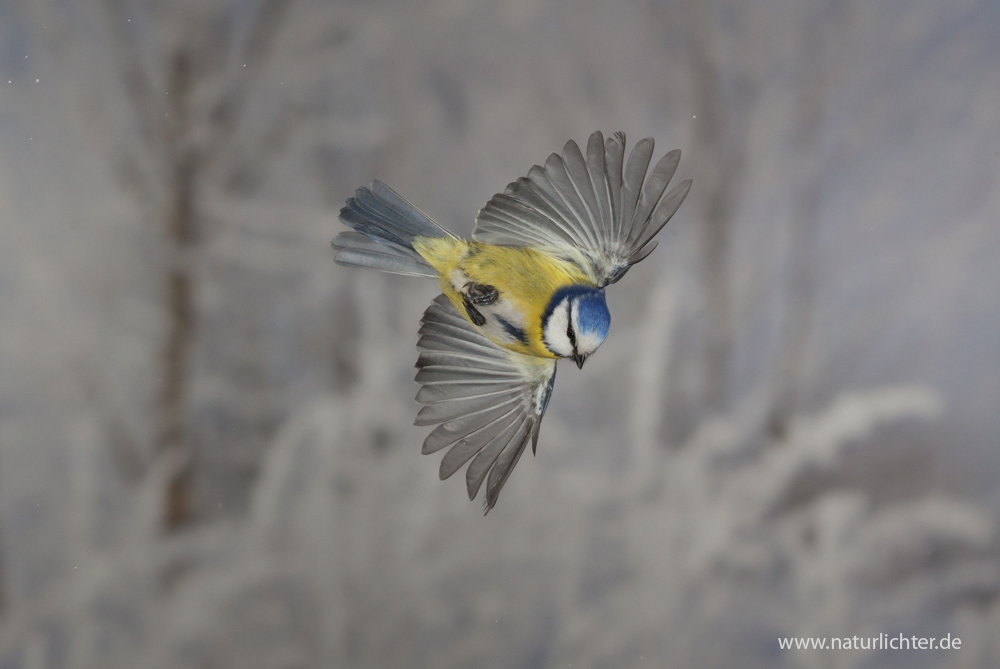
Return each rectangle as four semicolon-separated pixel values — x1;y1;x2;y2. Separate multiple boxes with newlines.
541;285;610;369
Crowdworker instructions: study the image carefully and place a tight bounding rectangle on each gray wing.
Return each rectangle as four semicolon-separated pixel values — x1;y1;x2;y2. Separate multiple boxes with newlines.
415;295;558;513
473;131;691;287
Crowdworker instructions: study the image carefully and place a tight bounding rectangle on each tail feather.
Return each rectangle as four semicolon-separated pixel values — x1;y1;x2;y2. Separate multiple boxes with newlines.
332;231;435;277
332;180;452;277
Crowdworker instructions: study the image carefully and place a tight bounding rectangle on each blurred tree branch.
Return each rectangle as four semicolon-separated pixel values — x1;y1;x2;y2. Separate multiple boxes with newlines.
678;0;755;415
95;0;303;530
767;1;846;439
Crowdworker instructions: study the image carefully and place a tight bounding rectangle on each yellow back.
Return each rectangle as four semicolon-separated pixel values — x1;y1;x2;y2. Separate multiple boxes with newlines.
412;237;594;357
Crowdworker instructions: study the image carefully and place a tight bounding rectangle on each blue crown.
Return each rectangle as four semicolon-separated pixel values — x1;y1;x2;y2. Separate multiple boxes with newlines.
576;290;610;338
543;285;610;338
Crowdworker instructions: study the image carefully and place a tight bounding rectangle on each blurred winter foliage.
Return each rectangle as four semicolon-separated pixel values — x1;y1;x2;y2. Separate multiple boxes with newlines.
0;0;998;667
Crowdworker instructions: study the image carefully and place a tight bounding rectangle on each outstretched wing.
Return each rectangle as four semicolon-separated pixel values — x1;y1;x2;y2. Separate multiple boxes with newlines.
473;131;691;287
415;295;557;513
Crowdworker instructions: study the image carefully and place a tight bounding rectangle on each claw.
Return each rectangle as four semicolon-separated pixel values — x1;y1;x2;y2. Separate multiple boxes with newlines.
465;282;499;306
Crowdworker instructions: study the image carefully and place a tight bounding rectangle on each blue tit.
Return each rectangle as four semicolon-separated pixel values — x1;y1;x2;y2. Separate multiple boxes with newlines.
332;131;690;512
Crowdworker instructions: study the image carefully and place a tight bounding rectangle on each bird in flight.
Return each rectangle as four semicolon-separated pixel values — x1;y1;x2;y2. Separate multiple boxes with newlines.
332;131;690;512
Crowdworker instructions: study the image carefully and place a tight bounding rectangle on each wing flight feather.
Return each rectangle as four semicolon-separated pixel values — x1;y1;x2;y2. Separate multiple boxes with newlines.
415;296;557;513
474;131;691;286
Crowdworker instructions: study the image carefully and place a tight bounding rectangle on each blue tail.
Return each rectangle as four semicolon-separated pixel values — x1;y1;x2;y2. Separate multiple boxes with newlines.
332;181;452;277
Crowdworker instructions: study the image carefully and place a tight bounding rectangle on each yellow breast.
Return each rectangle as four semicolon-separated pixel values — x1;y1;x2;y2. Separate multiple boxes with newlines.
412;237;594;357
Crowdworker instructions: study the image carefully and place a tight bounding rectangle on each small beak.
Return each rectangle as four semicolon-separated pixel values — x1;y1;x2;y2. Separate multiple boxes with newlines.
572;353;587;369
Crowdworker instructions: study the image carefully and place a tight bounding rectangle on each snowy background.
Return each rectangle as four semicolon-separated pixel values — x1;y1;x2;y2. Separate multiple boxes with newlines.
0;0;998;667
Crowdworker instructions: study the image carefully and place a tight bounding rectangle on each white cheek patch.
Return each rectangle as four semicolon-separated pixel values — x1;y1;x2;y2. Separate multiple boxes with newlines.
542;301;573;357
